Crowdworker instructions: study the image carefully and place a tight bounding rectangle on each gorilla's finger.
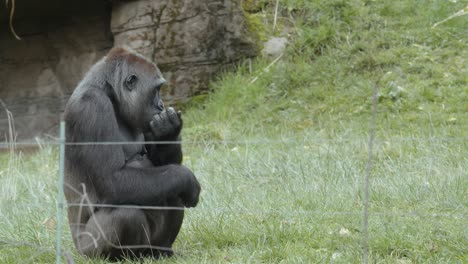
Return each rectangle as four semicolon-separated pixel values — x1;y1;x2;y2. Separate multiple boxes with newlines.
166;107;176;114
167;108;181;126
150;120;159;135
158;110;169;122
152;114;162;125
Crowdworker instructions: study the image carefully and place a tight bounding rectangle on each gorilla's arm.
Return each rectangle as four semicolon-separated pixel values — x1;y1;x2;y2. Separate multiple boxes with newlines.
144;108;183;166
65;88;198;207
145;141;183;166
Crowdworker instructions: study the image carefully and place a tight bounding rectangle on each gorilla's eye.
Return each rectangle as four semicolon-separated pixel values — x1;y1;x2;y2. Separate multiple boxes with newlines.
125;75;137;90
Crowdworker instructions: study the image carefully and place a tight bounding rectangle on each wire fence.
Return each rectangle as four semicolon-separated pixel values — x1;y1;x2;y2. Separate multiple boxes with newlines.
1;136;467;149
0;88;467;263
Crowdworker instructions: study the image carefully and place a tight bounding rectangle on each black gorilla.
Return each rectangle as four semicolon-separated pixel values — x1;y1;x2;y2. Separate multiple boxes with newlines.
63;47;201;260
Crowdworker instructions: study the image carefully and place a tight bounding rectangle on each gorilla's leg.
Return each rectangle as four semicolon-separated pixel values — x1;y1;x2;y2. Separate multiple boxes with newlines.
77;208;151;260
160;198;185;247
145;198;185;256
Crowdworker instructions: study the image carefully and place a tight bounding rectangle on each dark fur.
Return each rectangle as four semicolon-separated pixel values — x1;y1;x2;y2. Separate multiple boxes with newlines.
63;47;200;260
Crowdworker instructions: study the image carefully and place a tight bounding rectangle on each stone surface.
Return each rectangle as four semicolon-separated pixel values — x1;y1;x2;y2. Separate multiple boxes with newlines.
0;0;113;142
0;0;258;142
111;0;258;102
263;37;288;57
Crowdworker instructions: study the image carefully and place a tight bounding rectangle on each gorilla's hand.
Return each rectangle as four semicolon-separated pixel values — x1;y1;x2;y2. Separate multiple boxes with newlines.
171;165;200;207
149;107;182;140
180;174;201;208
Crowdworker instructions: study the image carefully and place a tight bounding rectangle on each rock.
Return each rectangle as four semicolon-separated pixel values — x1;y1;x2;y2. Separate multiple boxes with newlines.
263;37;288;57
339;227;351;236
111;0;259;103
0;0;112;141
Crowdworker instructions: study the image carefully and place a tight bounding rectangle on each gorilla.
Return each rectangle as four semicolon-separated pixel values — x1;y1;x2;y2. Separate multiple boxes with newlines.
63;47;201;260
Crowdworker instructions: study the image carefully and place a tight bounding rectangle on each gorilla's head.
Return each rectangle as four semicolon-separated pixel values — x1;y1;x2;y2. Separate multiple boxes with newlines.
105;48;166;132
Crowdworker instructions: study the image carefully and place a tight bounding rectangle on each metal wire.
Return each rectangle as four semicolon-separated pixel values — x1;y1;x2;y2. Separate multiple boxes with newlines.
0;137;466;148
362;80;379;264
55;121;66;264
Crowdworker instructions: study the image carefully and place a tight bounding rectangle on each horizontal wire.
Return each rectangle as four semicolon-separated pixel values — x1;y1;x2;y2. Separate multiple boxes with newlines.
65;203;185;211
1;202;465;219
1;137;467;148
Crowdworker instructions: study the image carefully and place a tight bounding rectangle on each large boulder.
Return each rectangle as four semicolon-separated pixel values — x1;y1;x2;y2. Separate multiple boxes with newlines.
111;0;258;102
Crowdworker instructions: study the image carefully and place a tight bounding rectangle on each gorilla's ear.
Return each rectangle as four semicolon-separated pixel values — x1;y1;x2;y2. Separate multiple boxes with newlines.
124;74;138;91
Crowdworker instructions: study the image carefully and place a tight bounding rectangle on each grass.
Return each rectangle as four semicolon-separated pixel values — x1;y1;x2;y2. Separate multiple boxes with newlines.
1;0;467;263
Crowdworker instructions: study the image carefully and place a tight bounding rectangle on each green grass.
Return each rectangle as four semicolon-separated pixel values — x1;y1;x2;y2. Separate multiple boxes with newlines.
1;0;467;263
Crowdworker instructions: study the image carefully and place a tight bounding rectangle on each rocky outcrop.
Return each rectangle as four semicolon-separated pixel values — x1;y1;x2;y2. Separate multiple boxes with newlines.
0;0;258;142
111;0;258;102
0;0;113;142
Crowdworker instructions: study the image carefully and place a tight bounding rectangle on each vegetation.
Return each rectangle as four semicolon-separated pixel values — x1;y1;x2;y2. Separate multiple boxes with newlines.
1;0;467;263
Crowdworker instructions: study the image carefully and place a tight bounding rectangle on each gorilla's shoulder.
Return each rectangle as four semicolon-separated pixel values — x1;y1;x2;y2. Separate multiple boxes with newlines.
70;83;109;101
65;87;113;118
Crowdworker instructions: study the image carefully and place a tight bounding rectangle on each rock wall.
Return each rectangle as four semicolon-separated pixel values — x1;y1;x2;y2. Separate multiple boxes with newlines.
0;0;113;142
0;0;258;142
111;0;258;102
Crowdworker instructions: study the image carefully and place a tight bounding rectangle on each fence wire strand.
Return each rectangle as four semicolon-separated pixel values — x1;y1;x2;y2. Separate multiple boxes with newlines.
362;79;379;264
1;137;467;149
56;121;66;264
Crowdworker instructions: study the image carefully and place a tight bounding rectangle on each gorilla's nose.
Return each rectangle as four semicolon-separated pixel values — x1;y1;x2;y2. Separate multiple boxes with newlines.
157;99;165;111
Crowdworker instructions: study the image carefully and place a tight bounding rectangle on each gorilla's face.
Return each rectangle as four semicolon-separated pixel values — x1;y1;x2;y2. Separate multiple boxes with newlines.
113;56;166;132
